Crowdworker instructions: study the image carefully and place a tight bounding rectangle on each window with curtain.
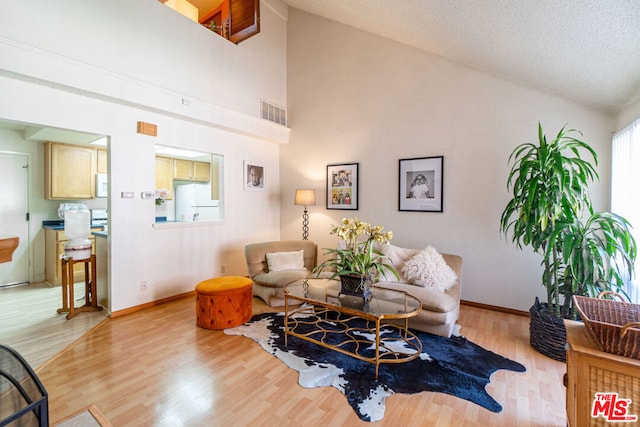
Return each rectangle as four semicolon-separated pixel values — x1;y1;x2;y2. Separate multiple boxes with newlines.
611;117;640;303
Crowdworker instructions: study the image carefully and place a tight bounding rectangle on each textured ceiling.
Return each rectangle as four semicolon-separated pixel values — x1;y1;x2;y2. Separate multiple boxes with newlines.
283;0;640;114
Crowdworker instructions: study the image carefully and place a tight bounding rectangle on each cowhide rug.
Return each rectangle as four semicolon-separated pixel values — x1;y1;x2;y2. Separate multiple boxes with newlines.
224;312;526;422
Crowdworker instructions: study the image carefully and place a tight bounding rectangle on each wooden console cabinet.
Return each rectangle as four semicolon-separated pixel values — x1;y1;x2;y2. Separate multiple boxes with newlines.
565;320;640;426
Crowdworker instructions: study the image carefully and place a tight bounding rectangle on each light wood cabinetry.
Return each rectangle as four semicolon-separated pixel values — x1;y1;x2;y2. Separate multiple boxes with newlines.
45;227;100;286
97;149;108;174
194;161;211;181
173;158;192;181
45;142;97;199
565;320;640;426
155;156;173;200
173;159;210;182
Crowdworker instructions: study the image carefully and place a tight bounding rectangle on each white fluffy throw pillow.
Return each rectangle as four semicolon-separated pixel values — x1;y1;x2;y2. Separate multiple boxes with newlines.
401;246;457;291
380;244;420;267
378;244;420;282
266;250;305;271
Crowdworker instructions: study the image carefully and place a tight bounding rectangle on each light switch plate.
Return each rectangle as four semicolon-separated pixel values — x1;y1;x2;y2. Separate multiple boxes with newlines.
121;192;134;199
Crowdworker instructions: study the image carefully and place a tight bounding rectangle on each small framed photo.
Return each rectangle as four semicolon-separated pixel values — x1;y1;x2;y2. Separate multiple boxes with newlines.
326;163;359;210
399;156;443;212
244;161;265;191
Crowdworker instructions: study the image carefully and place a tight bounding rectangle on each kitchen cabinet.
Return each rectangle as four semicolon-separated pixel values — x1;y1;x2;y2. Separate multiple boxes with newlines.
45;142;96;199
97;149;108;174
565;320;640;426
173;159;210;182
45;227;100;286
155;156;174;200
194;161;210;181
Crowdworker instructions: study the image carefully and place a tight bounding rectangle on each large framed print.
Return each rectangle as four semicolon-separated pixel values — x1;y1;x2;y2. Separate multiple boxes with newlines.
399;156;443;212
326;163;359;210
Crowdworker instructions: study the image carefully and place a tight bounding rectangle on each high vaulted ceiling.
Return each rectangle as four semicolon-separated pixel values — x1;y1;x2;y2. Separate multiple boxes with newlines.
283;0;640;114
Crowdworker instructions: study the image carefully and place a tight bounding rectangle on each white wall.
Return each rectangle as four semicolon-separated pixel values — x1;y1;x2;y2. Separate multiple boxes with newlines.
0;0;289;312
0;0;288;118
616;96;640;131
281;9;617;312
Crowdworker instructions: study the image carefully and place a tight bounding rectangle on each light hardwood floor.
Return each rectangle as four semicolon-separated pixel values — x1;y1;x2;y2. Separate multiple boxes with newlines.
31;296;568;426
0;281;108;368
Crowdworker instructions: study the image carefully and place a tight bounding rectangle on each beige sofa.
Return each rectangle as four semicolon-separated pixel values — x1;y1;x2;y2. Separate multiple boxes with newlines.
373;251;462;338
245;240;318;307
245;240;462;338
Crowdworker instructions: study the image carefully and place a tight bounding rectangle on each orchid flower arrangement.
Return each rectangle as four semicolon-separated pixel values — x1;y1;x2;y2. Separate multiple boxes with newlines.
313;217;400;281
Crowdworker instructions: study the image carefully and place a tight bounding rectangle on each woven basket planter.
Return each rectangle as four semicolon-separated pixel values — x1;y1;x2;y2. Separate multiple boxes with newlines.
573;294;640;359
529;297;567;362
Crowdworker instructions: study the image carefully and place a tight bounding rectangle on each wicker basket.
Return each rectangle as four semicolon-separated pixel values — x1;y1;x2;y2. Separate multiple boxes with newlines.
529;298;567;362
573;292;640;359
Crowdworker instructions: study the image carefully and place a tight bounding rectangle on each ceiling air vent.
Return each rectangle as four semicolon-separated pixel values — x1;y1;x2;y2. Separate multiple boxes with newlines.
261;100;287;126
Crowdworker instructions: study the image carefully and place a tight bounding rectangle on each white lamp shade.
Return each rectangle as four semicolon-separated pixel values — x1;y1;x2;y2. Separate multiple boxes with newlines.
294;189;316;206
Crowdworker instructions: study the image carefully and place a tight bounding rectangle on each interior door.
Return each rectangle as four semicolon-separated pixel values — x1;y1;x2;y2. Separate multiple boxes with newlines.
0;152;29;287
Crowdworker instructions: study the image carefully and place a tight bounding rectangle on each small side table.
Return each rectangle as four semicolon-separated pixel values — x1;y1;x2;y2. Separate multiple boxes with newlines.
57;255;102;320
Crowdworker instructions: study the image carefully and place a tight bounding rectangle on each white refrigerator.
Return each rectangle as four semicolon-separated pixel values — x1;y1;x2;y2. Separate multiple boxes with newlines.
174;183;220;222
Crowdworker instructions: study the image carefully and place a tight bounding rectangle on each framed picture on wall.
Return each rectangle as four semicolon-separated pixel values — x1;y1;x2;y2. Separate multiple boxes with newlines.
399;156;443;212
244;161;265;191
326;163;359;210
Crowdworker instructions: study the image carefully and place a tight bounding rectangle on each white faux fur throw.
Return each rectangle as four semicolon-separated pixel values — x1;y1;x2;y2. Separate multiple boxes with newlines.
401;246;457;291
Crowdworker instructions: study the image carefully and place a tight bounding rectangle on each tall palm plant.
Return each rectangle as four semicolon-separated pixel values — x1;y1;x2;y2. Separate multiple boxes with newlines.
557;212;636;317
500;123;636;319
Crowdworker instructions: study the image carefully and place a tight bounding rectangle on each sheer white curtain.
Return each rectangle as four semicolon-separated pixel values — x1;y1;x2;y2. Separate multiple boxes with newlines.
611;118;640;303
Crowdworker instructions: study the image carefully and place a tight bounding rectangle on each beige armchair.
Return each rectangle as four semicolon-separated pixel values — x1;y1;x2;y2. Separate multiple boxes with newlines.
245;240;318;307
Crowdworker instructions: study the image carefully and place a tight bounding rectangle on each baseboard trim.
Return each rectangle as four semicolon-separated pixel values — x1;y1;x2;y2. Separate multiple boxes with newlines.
111;294;527;319
461;299;529;317
111;291;195;318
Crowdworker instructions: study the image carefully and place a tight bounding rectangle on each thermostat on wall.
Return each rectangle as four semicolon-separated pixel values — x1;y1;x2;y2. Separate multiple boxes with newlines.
141;191;155;199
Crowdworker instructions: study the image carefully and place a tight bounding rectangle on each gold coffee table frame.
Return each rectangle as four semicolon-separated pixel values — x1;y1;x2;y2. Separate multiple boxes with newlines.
284;278;422;379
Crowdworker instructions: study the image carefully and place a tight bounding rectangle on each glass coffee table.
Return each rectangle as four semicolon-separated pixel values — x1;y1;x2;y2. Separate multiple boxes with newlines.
284;278;422;378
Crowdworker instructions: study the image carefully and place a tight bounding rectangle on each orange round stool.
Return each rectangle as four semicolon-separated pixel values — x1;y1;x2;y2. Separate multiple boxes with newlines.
195;276;253;329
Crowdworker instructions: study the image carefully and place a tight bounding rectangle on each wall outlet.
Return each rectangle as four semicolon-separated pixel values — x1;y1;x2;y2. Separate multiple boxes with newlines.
221;265;226;274
141;281;150;291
